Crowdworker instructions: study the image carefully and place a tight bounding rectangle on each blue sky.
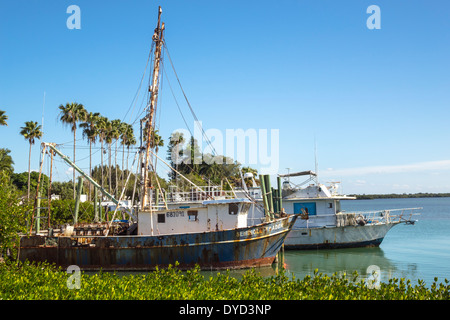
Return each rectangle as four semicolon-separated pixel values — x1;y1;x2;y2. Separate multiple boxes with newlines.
1;0;449;194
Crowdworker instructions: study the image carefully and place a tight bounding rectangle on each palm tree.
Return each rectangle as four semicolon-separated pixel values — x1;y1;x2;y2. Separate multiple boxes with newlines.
150;128;164;172
120;123;135;188
96;116;109;190
107;119;122;197
150;129;164;154
0;110;7;126
58;102;87;199
143;125;164;190
80;111;100;201
118;122;128;171
104;119;115;194
167;132;185;182
0;148;14;174
125;133;136;172
20;121;43;200
112;119;125;197
143;125;164;161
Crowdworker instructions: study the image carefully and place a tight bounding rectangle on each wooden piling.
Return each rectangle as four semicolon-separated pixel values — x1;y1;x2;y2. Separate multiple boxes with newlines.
74;177;83;224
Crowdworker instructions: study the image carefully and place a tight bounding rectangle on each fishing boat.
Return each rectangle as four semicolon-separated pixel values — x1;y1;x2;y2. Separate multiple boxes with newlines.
18;7;298;270
239;170;420;250
19;188;297;270
130;169;420;250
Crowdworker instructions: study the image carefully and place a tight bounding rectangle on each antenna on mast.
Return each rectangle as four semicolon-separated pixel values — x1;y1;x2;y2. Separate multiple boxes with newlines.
314;136;319;184
41;91;46;139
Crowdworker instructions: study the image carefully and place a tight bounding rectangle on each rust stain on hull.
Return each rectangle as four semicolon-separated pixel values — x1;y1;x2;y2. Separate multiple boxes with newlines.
19;215;299;271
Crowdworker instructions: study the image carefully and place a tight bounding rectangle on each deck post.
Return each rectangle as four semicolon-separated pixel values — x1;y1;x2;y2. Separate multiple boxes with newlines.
277;176;282;214
94;186;98;222
36;190;41;234
264;175;274;217
74;177;83;224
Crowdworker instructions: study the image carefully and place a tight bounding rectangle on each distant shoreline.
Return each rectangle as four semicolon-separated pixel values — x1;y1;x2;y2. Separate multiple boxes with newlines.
348;193;450;200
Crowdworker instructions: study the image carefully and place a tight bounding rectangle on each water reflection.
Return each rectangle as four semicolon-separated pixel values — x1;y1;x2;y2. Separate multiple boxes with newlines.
200;247;406;283
282;247;407;282
85;199;450;285
198;246;424;284
89;246;424;285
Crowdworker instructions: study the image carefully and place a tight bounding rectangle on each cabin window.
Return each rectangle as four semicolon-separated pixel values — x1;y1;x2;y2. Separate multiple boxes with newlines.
293;202;317;216
229;203;239;215
188;210;198;221
157;214;165;223
241;203;251;214
328;203;333;208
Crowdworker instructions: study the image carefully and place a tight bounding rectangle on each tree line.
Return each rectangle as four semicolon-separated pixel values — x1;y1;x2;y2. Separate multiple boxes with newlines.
165;132;257;191
350;193;450;200
0;105;142;202
1;107;258;203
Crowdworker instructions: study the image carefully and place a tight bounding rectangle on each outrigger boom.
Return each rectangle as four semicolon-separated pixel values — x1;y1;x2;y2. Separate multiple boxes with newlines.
40;142;135;219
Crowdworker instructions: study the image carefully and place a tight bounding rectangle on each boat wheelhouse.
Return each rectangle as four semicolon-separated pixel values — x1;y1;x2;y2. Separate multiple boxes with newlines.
242;171;420;250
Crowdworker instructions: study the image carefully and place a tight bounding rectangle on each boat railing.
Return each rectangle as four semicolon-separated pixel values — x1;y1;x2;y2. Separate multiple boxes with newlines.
338;207;421;226
148;185;237;206
294;207;421;228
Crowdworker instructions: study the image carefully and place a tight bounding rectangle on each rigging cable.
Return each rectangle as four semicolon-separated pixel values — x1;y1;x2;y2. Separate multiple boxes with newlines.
163;42;258;204
163;63;193;138
124;41;155;125
163;42;218;157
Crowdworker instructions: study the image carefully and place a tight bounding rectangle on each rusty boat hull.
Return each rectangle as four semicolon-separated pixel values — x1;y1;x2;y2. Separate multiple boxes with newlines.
19;214;298;271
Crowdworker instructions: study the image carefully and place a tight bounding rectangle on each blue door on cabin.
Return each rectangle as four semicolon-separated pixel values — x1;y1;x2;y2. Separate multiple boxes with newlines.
293;202;317;216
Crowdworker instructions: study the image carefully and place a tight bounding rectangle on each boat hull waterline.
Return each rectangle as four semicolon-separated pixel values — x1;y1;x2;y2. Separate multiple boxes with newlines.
284;221;399;250
19;214;298;271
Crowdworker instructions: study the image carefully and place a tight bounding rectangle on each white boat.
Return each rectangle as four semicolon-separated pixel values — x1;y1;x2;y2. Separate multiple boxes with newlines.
239;171;420;250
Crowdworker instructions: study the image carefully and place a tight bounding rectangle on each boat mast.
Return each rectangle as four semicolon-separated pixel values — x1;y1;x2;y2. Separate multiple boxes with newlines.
141;6;165;210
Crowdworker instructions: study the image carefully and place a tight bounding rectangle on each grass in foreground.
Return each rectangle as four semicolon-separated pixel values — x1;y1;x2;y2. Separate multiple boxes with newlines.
0;261;448;300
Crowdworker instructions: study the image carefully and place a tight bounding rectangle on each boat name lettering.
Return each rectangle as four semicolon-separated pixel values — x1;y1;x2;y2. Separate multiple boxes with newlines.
269;221;283;231
239;221;283;238
166;210;185;218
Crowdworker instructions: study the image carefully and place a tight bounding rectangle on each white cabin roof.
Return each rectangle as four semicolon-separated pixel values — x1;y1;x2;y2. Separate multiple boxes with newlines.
202;198;251;205
284;184;356;200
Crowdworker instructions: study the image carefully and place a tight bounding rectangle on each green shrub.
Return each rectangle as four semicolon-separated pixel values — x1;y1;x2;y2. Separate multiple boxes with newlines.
0;261;448;300
38;199;96;227
0;172;29;260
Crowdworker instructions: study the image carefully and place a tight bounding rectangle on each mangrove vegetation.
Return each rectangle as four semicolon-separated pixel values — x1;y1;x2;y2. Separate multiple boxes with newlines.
0;261;448;300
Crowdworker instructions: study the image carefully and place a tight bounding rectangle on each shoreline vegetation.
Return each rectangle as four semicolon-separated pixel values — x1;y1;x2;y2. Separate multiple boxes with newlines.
0;261;449;300
349;193;450;200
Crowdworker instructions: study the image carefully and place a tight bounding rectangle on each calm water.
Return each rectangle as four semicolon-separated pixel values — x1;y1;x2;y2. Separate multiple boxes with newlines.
116;197;450;286
279;197;450;285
